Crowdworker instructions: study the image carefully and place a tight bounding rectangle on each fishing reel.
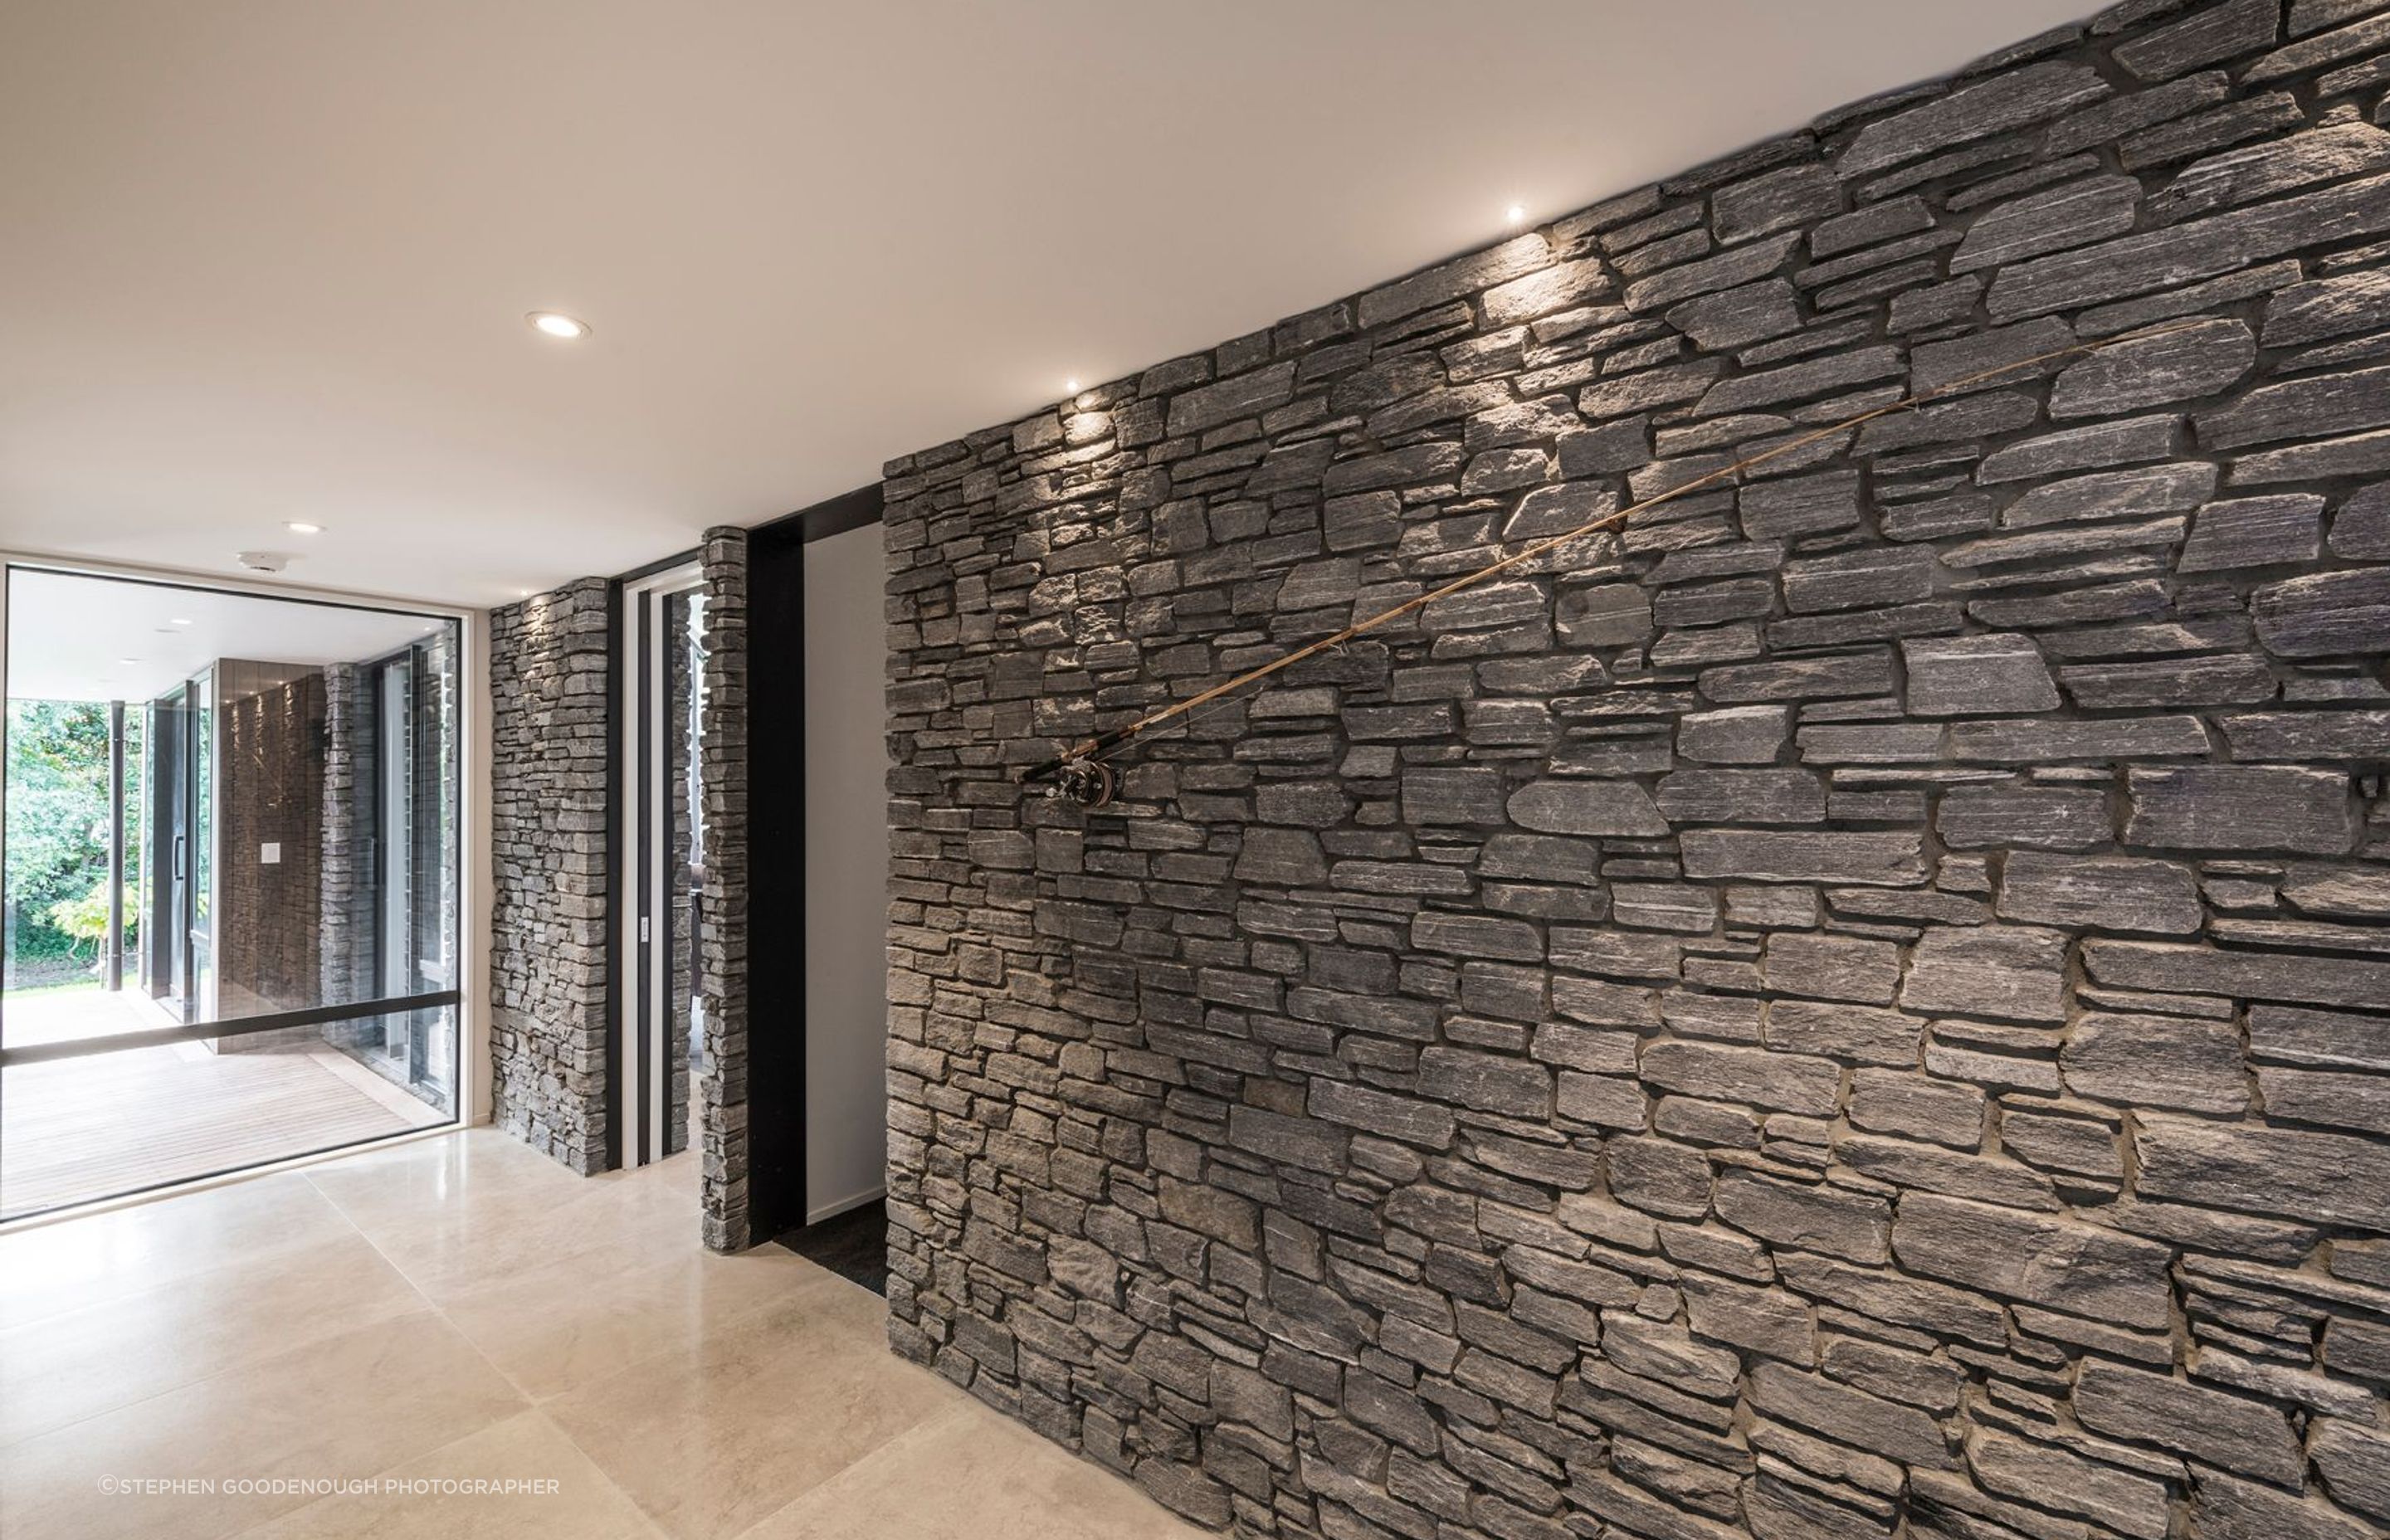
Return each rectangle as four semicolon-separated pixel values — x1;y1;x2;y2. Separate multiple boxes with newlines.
1043;755;1116;810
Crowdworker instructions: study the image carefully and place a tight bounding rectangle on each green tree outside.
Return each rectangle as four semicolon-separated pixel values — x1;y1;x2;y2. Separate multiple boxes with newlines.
6;700;142;988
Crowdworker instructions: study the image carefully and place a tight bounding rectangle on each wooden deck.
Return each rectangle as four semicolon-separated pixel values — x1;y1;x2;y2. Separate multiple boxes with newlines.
2;990;447;1220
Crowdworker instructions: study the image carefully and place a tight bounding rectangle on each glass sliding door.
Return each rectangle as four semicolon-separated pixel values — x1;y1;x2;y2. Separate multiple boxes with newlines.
0;565;466;1221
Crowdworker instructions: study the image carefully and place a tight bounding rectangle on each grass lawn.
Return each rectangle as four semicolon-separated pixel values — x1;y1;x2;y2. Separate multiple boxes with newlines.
3;977;100;999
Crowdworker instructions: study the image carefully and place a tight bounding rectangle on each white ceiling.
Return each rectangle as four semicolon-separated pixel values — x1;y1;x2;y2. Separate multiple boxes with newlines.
0;0;2094;607
7;568;443;703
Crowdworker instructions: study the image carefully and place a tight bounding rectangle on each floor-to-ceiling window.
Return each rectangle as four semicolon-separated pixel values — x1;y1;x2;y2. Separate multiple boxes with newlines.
0;566;464;1219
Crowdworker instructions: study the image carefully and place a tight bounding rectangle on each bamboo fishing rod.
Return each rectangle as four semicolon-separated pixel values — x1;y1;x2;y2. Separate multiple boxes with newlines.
1017;317;2202;797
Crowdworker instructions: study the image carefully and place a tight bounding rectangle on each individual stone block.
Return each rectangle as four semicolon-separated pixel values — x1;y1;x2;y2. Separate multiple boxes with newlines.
1935;783;2111;850
1638;1040;1841;1116
1839;61;2110;178
2073;1359;2305;1484
2332;480;2390;558
1901;636;2060;716
2048;317;2256;417
1620;231;1802;313
2061;1011;2249;1114
1781;547;1934;614
2310;1420;2390;1526
1702;651;1894;704
1667;279;1802;351
2154;119;2390;223
2192;1474;2379;1540
1417;1046;1554;1118
2000;1108;2125;1185
1655;769;1824;825
1762;933;1900;1005
1605;1135;1718;1221
1995;850;2202;933
1976;416;2183;484
1949;714;2212;762
2199;363;2390;451
1739;471;1861;542
1714;1170;1890;1264
2217;707;2390;760
1964;1427;2169;1540
1557;582;1655;648
1412;911;1544;963
2178;495;2327;571
2113;0;2279;80
1684;1272;1816;1363
1402;767;1508;826
1508;778;1670;836
1893;1192;2173;1330
2264;270;2390;346
1309;1079;1457;1148
1899;924;2070;1024
1166;361;1297;437
2135;1113;2390;1231
1711;162;1843;243
1680;830;1927;886
1998;461;2217;529
1357;231;1549;328
1849;1070;1984;1148
1677;704;1790;764
1767;999;1921;1066
1744;1362;1954;1470
2233;428;2390;485
2124;764;2355;854
1950;175;2141;272
2087;939;2390;1012
2250;567;2390;657
2057;653;2276;709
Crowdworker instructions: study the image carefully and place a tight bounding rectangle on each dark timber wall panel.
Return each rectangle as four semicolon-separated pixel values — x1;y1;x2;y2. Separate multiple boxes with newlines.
880;2;2390;1537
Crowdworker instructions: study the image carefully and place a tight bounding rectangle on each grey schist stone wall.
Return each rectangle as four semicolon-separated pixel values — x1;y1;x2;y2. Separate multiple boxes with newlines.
490;578;613;1174
700;524;753;1250
879;2;2390;1538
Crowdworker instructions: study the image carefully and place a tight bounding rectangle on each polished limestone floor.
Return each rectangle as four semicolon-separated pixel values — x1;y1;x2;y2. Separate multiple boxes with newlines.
0;1128;1202;1540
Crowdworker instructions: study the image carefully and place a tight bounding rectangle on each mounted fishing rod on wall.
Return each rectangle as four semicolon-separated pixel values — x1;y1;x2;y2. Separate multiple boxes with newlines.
1016;319;2203;811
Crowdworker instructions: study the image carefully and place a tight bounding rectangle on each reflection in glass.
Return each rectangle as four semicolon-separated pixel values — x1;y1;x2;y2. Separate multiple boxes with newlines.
2;567;463;1218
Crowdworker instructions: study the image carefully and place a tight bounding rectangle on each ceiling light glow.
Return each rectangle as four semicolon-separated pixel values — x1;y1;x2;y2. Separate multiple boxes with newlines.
529;311;590;340
1065;378;1080;394
285;521;323;534
1505;203;1528;226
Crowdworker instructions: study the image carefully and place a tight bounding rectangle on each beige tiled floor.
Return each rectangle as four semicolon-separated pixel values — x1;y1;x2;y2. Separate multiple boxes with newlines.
0;1128;1202;1540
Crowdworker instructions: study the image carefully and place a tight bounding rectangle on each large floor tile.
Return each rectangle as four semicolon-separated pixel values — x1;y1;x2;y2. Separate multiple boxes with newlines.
302;1128;602;1242
735;1401;1205;1540
0;1308;524;1540
343;1159;700;1302
440;1240;837;1402
234;1410;661;1540
543;1279;958;1540
0;1171;357;1330
0;1226;424;1447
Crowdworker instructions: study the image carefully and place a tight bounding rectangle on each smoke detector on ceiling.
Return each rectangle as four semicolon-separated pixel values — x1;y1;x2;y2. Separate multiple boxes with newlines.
235;550;290;573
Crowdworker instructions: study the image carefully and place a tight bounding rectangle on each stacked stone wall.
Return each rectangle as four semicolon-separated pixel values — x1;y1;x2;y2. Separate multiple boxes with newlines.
880;2;2390;1536
700;525;752;1250
490;578;612;1172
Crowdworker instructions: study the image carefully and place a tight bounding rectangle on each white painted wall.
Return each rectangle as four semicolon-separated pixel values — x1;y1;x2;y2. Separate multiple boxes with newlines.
803;524;890;1221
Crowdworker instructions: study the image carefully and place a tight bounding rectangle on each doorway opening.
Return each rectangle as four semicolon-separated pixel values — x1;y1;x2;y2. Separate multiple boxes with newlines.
615;562;706;1169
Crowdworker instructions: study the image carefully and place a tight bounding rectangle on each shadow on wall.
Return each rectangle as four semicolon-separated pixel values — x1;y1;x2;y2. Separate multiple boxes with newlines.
883;1;2390;1538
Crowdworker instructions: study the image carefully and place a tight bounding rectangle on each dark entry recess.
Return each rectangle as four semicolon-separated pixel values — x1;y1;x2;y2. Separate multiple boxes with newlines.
744;481;880;1244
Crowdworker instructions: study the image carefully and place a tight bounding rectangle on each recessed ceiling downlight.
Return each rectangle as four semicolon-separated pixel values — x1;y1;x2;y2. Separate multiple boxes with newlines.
529;311;590;340
285;520;323;534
